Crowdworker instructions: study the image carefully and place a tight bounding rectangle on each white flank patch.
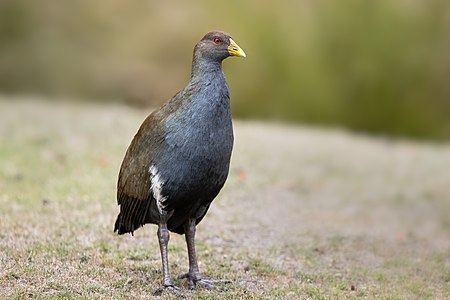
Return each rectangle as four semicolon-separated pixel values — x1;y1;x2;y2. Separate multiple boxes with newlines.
149;165;167;214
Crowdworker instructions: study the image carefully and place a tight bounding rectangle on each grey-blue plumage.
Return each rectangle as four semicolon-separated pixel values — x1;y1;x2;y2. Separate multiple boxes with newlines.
114;31;246;293
152;67;234;232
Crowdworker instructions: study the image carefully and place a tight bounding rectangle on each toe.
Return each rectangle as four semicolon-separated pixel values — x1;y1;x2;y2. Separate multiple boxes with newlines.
194;278;232;291
179;272;231;291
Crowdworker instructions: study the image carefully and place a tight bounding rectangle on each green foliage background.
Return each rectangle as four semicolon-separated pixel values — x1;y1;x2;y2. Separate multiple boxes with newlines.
1;0;449;139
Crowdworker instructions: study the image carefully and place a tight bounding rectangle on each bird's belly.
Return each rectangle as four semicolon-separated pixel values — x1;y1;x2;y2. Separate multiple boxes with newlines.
175;134;232;188
157;128;233;208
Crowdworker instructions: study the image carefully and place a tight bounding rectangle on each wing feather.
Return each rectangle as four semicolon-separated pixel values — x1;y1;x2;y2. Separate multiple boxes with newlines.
114;112;163;234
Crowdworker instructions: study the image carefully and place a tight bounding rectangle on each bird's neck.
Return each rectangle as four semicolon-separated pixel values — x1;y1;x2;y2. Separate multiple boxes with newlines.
190;54;224;81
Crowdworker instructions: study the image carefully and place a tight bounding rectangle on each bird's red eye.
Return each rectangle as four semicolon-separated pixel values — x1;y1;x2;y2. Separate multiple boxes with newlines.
214;38;221;45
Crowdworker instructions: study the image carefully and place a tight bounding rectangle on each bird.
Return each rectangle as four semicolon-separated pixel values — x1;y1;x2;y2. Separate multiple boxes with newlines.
114;31;246;294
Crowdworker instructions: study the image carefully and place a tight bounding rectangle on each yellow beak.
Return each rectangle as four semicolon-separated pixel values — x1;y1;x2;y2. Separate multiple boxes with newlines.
228;38;246;58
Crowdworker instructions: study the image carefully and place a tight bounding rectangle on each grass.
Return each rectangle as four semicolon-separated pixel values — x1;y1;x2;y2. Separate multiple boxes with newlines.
1;97;450;299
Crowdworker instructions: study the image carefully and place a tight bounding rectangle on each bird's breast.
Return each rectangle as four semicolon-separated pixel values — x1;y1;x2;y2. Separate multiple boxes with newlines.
155;88;233;202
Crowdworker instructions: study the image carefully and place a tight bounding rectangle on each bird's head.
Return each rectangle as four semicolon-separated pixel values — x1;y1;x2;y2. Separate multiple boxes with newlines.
194;31;246;63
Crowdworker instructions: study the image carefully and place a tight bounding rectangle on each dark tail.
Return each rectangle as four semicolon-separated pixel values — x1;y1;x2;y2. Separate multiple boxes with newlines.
114;196;153;235
114;213;133;235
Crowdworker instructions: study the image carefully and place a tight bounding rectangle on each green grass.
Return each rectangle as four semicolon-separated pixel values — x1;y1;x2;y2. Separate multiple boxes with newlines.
1;98;449;299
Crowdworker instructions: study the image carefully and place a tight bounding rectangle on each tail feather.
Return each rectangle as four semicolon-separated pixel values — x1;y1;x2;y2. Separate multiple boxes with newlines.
114;196;152;235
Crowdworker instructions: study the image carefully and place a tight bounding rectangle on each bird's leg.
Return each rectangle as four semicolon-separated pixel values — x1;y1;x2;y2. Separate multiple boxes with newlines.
179;218;231;290
153;215;184;296
183;218;201;286
158;222;172;286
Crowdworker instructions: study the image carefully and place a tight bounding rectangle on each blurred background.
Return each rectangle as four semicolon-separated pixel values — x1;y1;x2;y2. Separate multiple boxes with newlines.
1;0;449;140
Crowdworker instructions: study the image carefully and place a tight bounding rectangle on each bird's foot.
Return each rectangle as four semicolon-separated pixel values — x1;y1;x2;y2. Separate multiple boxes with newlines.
179;272;231;291
153;284;185;297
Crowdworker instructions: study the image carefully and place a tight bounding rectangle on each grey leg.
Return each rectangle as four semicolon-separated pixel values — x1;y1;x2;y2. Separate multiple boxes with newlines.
185;218;201;285
154;218;184;296
158;222;173;287
180;218;231;290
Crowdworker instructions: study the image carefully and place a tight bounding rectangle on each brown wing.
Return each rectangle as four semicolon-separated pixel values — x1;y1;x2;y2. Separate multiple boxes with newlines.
114;112;164;234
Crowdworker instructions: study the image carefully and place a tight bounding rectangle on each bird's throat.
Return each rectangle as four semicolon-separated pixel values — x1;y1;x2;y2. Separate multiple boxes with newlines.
191;55;223;80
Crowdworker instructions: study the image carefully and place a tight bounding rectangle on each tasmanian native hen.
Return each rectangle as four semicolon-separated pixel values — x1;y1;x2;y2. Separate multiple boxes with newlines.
114;31;246;294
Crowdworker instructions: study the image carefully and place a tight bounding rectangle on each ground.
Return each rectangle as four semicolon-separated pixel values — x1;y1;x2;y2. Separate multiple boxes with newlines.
0;97;449;299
